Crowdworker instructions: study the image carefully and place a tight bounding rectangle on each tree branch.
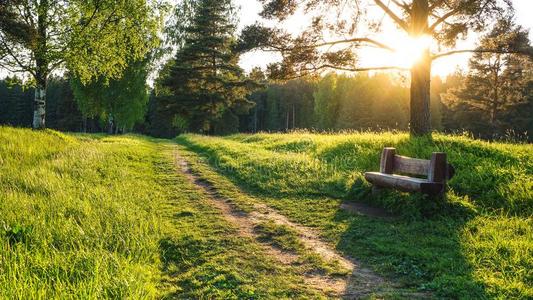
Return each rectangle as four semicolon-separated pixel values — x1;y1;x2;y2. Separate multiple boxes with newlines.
312;37;395;51
303;64;410;72
264;37;396;52
429;7;461;32
390;0;410;13
0;39;35;77
374;0;409;32
429;0;447;11
432;49;533;60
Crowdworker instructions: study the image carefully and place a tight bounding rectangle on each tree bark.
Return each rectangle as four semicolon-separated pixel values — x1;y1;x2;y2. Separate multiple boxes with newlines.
410;50;432;136
33;80;47;129
32;0;48;130
108;115;114;134
409;0;431;136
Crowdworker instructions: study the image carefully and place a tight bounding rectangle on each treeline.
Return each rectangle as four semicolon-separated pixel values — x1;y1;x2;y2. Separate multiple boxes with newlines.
240;73;442;133
3;68;530;141
0;78;92;132
238;70;532;141
1;0;532;141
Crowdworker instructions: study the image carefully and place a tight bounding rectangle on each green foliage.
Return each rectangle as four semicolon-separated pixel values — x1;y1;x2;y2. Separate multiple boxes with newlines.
0;77;88;131
442;20;533;140
314;73;339;130
0;0;160;128
156;0;254;134
71;60;151;132
242;73;425;132
177;132;532;298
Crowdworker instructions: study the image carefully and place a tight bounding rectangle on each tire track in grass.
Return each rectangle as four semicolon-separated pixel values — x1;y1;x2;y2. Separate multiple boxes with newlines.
174;150;425;299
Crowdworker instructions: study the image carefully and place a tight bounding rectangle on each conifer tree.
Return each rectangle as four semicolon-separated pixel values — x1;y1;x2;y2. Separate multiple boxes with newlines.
159;0;254;134
442;20;533;136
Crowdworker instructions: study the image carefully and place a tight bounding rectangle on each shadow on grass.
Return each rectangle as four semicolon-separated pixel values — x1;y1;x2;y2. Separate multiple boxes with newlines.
174;137;490;298
333;198;488;298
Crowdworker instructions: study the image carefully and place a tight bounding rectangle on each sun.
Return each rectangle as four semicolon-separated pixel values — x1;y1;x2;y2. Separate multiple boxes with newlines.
357;33;435;73
390;35;432;69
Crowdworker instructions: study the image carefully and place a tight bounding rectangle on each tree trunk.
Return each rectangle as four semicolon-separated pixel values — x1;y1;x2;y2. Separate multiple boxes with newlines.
292;103;295;129
490;55;501;127
108;115;114;134
285;109;289;131
32;0;49;130
410;50;432;136
253;106;258;133
32;81;47;129
409;0;431;136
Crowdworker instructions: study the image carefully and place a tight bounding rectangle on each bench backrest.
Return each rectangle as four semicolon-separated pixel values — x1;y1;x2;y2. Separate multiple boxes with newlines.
379;147;454;183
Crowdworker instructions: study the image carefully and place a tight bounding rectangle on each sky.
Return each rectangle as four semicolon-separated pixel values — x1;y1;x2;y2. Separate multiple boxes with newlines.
236;0;533;77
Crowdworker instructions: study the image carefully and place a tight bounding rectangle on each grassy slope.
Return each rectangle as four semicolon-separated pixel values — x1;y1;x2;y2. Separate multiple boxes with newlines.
177;132;533;299
0;127;324;299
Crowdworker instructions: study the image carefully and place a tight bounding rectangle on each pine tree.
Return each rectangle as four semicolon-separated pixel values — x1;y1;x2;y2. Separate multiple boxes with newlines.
442;20;533;137
159;0;254;134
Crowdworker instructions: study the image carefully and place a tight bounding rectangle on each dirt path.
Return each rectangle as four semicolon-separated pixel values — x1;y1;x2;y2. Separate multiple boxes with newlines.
174;151;424;299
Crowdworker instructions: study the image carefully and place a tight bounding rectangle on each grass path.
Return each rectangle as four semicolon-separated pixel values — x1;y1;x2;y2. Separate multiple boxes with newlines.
174;145;427;299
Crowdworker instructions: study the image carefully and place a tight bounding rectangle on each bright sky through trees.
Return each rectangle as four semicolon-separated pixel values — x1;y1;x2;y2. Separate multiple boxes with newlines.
237;0;533;77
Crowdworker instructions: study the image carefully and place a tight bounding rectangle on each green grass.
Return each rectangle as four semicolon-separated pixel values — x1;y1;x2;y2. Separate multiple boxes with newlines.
2;126;530;298
254;221;305;252
176;131;533;299
0;127;327;299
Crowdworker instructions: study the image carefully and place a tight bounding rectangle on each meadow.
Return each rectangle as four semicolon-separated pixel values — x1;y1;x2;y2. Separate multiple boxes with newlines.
177;131;532;299
0;126;531;299
0;127;327;298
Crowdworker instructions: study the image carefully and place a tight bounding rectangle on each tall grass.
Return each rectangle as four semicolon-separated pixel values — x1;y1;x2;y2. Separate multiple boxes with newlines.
0;127;169;298
0;127;330;298
179;132;532;217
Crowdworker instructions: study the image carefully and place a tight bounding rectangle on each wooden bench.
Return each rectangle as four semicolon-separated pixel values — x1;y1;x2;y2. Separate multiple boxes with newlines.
364;148;455;196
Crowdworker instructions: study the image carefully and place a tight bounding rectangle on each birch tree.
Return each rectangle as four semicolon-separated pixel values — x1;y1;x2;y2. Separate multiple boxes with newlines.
0;0;160;129
240;0;533;136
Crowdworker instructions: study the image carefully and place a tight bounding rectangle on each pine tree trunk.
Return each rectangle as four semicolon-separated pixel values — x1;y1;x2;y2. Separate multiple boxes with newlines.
292;104;295;129
409;0;431;136
286;109;289;131
410;50;432;136
253;106;258;133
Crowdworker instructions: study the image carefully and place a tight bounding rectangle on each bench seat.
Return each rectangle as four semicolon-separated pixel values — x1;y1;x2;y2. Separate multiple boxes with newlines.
365;172;445;195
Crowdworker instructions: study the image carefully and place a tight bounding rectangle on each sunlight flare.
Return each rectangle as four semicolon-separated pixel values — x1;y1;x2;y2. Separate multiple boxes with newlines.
391;35;432;68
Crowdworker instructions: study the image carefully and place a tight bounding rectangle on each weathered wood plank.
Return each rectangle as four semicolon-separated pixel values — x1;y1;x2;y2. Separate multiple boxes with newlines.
364;172;444;195
393;155;430;176
380;148;395;174
428;152;447;183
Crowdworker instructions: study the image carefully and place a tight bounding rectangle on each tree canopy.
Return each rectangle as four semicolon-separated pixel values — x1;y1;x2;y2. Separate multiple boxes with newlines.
239;0;532;136
0;0;161;128
443;19;533;137
155;0;255;134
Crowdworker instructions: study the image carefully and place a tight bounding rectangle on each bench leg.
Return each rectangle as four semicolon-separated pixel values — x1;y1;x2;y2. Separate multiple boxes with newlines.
372;186;382;196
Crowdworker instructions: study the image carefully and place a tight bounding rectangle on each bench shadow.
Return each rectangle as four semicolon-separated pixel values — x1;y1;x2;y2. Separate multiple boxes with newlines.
334;194;488;298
